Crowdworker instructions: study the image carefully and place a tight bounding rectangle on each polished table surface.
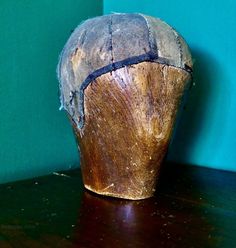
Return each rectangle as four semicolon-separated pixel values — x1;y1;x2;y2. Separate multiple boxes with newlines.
0;163;235;248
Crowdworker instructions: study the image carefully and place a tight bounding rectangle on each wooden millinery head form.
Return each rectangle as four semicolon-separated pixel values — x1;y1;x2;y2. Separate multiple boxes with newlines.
57;13;193;200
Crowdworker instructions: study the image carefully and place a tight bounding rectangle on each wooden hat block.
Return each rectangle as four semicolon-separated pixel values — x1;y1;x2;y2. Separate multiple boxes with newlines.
57;14;193;200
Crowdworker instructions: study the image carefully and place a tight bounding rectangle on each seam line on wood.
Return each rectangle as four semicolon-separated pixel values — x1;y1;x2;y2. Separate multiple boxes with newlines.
72;54;192;129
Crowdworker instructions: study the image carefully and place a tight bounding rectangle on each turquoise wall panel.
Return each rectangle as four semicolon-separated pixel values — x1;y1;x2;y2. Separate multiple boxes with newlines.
104;0;236;171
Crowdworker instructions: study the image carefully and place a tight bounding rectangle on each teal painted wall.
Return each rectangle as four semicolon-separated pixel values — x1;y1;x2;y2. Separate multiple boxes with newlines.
104;0;236;171
0;1;102;183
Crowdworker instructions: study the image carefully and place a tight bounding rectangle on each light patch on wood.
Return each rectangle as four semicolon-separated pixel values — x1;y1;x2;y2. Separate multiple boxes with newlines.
70;48;86;75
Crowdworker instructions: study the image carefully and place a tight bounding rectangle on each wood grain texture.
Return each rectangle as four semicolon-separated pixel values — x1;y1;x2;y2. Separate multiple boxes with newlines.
72;62;191;200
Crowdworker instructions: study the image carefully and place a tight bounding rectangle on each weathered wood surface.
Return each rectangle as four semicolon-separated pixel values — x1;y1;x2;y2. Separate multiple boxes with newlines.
57;13;193;129
58;13;193;200
73;62;191;200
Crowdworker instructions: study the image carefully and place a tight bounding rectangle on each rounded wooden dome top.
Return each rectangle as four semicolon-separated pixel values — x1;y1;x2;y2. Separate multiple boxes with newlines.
57;13;192;128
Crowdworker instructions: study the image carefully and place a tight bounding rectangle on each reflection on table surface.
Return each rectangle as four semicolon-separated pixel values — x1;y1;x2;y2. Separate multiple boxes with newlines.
0;163;235;247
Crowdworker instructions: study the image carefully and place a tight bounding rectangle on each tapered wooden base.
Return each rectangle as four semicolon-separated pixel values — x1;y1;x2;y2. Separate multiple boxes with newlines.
72;62;191;200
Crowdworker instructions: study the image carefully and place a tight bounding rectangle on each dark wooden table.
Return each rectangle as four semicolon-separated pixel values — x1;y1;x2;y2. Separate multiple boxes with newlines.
0;163;235;248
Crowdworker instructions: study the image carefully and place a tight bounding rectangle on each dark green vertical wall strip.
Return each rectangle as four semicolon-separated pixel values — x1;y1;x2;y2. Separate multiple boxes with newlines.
0;0;103;184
